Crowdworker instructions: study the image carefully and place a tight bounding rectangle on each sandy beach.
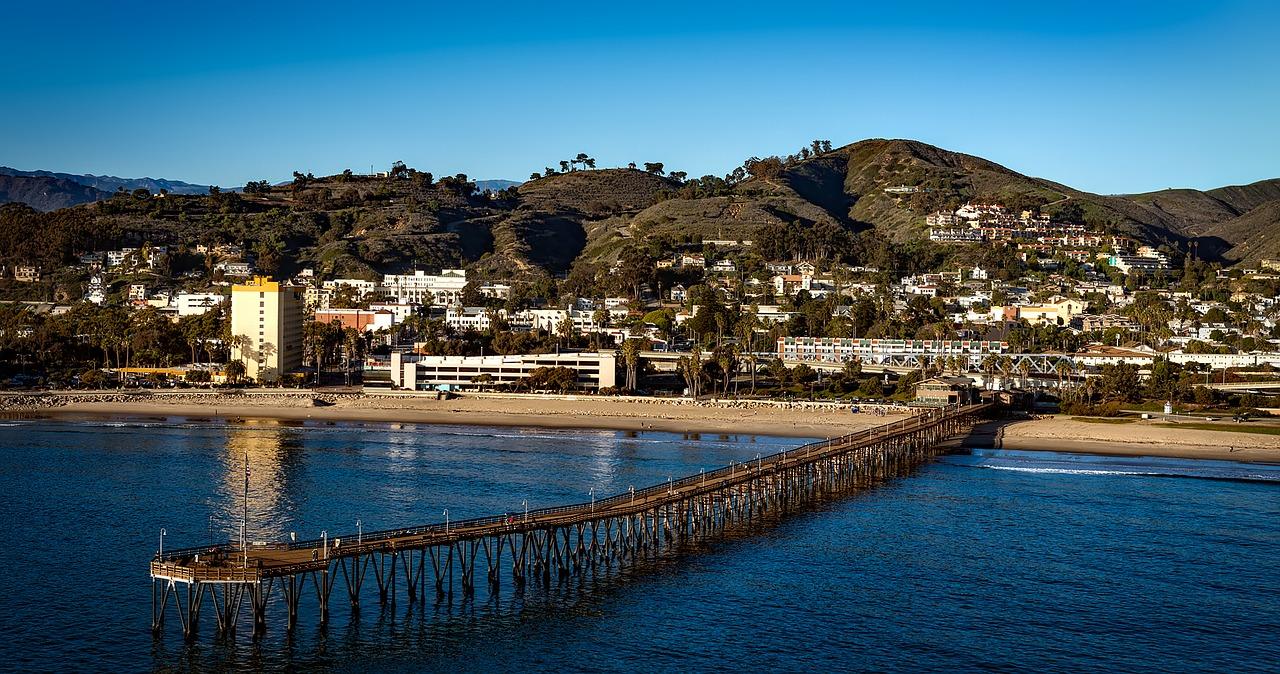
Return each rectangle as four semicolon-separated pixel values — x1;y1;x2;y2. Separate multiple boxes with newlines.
996;416;1280;463
5;392;1279;462
2;392;886;439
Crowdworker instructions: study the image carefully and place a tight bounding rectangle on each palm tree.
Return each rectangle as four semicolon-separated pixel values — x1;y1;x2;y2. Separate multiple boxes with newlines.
678;344;703;398
1054;360;1072;392
1018;359;1032;389
224;360;246;385
997;355;1014;389
620;338;643;390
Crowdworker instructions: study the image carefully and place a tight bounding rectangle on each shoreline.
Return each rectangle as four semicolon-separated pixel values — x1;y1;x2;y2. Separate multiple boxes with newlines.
4;394;1279;463
10;397;878;439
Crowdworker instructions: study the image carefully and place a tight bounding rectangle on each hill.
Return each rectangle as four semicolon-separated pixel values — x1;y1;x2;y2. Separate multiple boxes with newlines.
0;175;112;211
0;166;210;196
1125;178;1280;262
1;140;1276;285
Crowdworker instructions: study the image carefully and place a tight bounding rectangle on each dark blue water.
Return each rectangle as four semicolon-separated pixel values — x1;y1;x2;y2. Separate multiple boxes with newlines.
1;418;1277;672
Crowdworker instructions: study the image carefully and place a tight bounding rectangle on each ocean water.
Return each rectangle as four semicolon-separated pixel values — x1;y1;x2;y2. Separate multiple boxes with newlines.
0;418;1277;672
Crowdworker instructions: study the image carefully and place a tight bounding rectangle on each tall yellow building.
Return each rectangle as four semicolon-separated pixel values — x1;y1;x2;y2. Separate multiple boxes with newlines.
230;277;304;383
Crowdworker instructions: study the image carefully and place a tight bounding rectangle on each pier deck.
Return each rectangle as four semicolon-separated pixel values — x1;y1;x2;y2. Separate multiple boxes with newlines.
149;402;992;638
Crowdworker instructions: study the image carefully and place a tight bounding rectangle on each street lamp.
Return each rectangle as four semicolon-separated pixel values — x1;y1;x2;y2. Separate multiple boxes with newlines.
321;530;328;560
590;487;596;514
444;509;449;534
159;528;166;559
757;453;762;471
629;486;635;505
207;515;214;546
700;468;706;485
667;476;673;494
357;519;362;547
522;499;528;523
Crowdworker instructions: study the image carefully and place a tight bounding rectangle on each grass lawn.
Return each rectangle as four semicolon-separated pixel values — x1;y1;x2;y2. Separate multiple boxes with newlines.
1070;416;1137;424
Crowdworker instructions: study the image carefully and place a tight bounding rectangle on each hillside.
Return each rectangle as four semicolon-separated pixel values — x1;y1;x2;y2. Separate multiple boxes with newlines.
1;140;1277;286
1125;178;1280;261
0;175;111;211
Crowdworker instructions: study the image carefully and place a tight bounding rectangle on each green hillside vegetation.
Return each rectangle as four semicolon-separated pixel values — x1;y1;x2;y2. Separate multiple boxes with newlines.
1;139;1277;291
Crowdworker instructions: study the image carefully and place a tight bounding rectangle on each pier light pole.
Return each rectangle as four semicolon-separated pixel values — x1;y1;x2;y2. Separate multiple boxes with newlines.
444;509;449;534
357;519;362;547
322;531;328;560
522;500;528;523
667;476;673;494
159;528;166;559
590;488;596;514
207;515;213;546
700;468;705;485
629;486;635;505
241;449;249;567
757;453;762;471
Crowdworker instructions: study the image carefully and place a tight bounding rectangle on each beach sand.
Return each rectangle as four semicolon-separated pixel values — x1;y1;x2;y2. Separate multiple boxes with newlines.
8;392;1279;462
15;393;882;439
996;417;1280;463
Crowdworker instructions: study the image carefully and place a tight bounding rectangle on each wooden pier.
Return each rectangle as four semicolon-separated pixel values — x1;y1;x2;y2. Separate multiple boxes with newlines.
149;403;992;639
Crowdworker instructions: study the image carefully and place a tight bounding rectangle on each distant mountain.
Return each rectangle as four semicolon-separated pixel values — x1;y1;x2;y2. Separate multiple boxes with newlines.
0;166;210;196
475;179;522;193
0;175;112;211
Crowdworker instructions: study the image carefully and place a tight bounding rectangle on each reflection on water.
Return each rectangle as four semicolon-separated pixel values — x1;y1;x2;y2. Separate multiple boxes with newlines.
2;420;1277;673
217;421;305;545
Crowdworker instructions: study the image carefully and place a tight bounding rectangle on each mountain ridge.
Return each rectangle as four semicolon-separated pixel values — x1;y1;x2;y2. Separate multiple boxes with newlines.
1;138;1276;280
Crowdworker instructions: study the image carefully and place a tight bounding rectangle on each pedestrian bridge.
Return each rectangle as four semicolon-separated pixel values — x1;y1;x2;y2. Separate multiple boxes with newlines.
149;403;994;639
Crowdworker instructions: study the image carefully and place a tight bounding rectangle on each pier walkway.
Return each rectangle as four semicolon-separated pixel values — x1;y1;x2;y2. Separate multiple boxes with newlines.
149;402;992;638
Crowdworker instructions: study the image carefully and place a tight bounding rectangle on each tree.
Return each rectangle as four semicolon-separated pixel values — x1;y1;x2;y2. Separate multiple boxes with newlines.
621;338;644;390
1098;362;1141;402
390;161;409;179
224;360;247;385
643;162;665;175
678;344;703;398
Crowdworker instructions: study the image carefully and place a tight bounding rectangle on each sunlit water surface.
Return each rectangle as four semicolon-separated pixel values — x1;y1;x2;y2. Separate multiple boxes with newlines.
0;419;1277;673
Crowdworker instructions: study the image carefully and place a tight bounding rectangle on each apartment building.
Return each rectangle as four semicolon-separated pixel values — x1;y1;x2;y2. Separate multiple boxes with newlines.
230;277;304;383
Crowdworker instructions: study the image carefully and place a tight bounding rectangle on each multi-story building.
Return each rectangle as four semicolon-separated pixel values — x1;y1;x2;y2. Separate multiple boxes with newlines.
381;269;467;305
174;293;226;316
315;308;395;332
779;337;1009;367
392;351;617;391
13;266;41;283
230;277;304;383
445;306;503;332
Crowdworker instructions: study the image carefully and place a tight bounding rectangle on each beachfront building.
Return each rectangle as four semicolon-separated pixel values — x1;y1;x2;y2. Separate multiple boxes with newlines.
914;376;979;406
391;351;617;391
230;276;304;383
779;337;1009;369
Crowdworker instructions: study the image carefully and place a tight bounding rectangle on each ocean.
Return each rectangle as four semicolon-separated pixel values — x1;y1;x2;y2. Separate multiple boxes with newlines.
0;418;1276;672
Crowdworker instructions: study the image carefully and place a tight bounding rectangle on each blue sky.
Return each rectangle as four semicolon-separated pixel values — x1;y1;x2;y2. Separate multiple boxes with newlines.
3;1;1277;193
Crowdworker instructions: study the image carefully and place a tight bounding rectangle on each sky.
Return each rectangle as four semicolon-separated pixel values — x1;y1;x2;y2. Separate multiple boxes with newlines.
3;1;1278;194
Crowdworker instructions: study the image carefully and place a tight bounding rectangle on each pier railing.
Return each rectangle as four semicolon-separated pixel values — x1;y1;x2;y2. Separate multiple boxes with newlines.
156;403;985;563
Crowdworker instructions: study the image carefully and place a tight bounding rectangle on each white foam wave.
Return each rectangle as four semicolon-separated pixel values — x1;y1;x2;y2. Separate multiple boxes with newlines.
980;465;1155;477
